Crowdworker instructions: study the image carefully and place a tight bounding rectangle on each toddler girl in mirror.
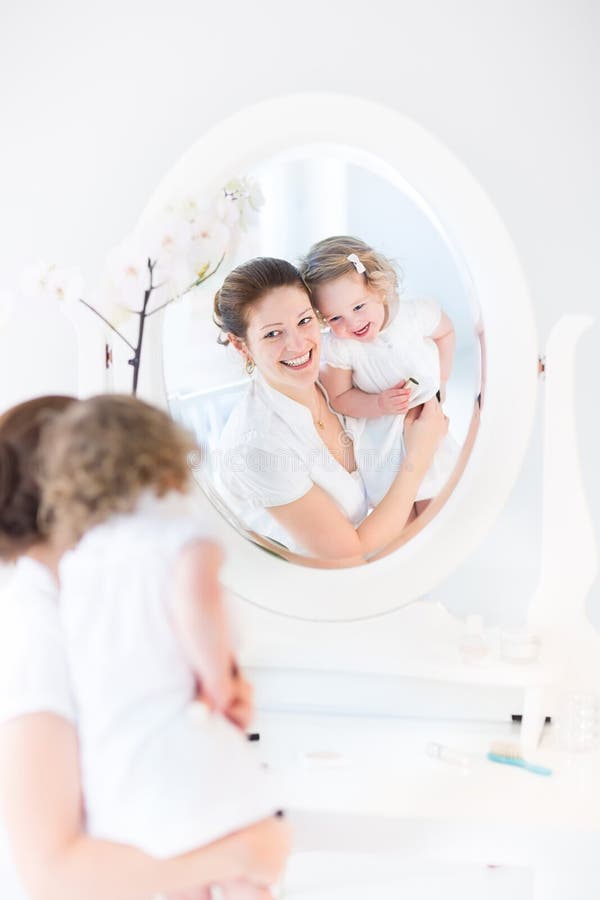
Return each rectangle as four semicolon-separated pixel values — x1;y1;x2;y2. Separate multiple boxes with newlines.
299;235;459;510
39;394;284;900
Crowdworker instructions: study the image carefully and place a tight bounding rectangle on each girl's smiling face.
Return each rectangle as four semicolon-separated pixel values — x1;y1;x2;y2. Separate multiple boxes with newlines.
241;285;321;394
314;271;387;342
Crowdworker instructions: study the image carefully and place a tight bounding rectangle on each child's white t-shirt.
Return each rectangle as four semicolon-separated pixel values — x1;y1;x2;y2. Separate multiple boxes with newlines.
323;298;459;504
58;491;278;858
0;557;76;900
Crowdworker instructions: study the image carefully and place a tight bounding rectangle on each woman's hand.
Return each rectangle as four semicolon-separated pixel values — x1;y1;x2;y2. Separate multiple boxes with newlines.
227;815;292;887
403;397;448;469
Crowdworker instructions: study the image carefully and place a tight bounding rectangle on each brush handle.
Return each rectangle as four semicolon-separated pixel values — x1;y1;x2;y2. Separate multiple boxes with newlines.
487;752;552;776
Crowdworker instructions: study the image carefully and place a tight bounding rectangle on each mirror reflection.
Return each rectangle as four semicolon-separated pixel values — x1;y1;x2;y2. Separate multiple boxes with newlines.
164;147;483;565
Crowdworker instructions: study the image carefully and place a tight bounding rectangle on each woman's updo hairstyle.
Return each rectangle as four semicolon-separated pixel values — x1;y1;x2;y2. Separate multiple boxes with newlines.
213;257;311;345
0;395;76;560
298;236;401;311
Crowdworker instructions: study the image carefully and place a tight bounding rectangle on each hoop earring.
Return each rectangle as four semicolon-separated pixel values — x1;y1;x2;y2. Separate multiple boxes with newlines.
245;358;255;376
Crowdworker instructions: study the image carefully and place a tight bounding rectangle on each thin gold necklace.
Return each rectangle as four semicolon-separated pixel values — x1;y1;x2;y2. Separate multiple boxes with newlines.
313;387;326;430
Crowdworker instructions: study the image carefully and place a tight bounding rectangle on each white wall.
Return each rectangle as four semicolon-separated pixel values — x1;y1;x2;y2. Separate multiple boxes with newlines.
1;0;599;623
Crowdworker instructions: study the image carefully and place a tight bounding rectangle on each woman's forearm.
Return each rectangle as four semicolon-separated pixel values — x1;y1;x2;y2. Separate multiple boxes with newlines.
31;833;242;900
356;454;428;557
0;716;247;900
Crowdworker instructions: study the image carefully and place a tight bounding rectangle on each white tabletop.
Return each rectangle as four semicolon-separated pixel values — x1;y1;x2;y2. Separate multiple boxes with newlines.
252;710;600;869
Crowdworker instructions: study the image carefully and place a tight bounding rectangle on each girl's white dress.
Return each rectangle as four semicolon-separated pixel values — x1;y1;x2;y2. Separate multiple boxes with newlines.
58;491;278;858
324;298;460;505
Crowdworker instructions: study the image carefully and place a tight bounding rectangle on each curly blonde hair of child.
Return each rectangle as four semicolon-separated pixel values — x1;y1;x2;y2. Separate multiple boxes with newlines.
39;395;198;543
298;236;401;315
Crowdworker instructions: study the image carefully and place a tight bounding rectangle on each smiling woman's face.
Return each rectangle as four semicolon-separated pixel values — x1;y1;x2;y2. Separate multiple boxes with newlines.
243;285;322;394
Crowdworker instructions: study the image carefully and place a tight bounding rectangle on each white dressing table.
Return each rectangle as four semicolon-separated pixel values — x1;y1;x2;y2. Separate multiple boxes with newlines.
254;711;600;898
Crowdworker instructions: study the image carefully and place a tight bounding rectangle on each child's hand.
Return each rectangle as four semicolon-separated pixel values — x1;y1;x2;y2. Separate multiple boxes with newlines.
194;661;254;730
224;666;254;731
377;382;412;416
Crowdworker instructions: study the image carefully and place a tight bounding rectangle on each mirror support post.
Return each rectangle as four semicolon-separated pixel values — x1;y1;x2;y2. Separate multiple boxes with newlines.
528;313;597;635
522;314;599;750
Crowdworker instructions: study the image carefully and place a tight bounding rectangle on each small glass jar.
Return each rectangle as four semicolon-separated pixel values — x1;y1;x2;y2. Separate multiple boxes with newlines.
554;691;600;752
459;614;490;664
499;629;541;664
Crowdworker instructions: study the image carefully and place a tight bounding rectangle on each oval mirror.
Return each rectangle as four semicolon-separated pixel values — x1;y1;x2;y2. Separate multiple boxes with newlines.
140;95;537;621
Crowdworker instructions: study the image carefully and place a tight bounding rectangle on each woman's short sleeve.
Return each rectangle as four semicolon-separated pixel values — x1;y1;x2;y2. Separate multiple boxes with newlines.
406;298;442;336
0;594;75;726
219;441;314;509
322;332;354;370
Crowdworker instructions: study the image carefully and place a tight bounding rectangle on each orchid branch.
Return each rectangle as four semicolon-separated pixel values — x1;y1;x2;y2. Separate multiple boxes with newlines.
129;258;155;395
145;253;226;319
78;298;136;351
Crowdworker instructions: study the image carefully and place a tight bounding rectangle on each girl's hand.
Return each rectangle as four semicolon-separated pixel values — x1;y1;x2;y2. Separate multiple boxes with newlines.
377;382;412;415
403;398;448;466
195;661;254;731
224;668;254;732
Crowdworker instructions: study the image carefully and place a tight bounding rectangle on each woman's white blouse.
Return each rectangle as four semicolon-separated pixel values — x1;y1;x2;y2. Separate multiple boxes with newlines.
216;373;369;552
0;557;74;726
0;557;75;900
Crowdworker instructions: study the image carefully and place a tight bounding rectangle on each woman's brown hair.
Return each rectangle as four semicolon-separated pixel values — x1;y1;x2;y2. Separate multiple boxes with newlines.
0;395;76;560
213;257;311;344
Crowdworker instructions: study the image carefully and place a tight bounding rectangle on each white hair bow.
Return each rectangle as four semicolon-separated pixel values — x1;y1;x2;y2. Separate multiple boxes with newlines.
347;253;366;274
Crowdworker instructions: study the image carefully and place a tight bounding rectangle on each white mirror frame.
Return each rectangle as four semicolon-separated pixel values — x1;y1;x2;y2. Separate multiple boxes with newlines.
140;93;537;622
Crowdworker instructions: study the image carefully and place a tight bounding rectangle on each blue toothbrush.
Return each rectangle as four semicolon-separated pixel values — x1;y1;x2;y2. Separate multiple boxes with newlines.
487;743;552;776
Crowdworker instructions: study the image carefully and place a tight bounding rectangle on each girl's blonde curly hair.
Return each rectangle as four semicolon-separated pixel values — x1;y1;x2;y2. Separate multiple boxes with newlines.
39;395;197;543
298;236;401;315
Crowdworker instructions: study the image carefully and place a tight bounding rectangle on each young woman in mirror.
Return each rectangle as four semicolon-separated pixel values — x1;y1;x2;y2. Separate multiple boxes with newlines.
0;396;290;900
214;258;448;564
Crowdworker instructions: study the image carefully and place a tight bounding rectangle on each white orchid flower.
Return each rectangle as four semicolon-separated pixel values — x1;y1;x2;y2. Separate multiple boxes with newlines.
167;192;214;226
246;176;265;211
170;218;230;294
46;266;84;307
218;176;265;231
20;261;83;306
137;215;189;264
104;237;153;312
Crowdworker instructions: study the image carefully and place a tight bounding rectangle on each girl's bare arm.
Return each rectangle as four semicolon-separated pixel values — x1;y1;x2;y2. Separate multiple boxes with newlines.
320;365;411;418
